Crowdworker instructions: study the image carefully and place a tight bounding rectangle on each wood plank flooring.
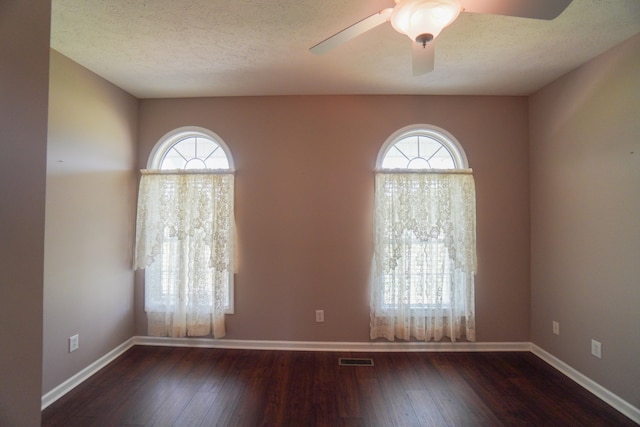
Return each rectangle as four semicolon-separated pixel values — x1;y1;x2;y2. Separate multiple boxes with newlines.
42;345;636;426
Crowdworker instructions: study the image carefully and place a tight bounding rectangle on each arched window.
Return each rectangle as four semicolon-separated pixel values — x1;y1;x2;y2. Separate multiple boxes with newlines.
376;124;468;170
147;129;233;170
370;125;477;343
135;127;235;338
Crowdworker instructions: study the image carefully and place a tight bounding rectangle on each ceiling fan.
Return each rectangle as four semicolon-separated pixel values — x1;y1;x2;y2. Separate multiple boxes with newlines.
310;0;573;75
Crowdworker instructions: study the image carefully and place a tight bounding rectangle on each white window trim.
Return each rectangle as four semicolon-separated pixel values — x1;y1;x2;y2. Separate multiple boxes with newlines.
146;126;235;314
148;126;235;171
376;123;468;171
374;124;471;312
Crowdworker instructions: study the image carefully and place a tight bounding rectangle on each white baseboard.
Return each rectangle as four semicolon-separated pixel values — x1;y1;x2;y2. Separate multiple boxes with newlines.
531;344;640;424
41;338;135;410
132;336;531;352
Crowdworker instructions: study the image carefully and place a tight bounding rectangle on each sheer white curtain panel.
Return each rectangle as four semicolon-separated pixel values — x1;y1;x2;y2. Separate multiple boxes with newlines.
134;172;234;338
370;171;477;342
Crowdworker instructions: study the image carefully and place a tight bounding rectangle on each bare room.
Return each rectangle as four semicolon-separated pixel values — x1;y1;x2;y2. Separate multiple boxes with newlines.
1;0;639;425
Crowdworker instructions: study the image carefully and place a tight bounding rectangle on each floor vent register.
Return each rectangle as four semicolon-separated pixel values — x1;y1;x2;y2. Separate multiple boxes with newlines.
338;358;374;367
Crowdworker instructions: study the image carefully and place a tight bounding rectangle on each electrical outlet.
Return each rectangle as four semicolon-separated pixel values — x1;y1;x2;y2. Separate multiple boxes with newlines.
315;310;324;323
552;321;560;335
69;334;79;353
591;339;602;359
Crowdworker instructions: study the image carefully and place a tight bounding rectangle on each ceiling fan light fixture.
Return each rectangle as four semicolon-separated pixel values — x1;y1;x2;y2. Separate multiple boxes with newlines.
391;0;461;43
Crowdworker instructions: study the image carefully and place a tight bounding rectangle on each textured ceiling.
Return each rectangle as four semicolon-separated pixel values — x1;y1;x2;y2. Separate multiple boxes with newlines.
51;0;640;98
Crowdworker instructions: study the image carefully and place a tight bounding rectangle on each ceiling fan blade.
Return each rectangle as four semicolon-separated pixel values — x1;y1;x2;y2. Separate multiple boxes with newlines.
460;0;572;20
412;41;435;76
310;8;394;55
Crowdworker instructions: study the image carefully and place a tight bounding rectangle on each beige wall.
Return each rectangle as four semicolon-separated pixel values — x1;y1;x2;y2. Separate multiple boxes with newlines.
42;51;138;394
0;1;50;425
530;34;640;407
137;95;531;342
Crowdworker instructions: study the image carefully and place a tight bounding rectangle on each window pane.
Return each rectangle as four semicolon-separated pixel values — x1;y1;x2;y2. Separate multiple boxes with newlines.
382;145;411;169
381;132;457;170
176;137;197;159
159;136;229;170
427;146;455;169
203;146;230;169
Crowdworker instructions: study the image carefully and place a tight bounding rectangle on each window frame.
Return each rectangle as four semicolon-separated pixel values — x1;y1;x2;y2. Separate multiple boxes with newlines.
374;124;470;313
146;126;235;314
148;126;235;171
376;124;468;171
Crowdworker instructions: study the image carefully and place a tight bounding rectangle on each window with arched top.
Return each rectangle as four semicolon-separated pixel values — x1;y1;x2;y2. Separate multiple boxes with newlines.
135;127;235;339
376;125;468;170
370;125;477;343
148;129;233;171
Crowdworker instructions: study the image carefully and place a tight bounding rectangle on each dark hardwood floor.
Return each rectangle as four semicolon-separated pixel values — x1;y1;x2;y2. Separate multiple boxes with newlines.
42;345;635;426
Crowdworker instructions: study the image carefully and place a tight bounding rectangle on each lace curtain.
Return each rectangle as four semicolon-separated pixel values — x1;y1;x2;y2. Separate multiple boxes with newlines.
370;171;477;342
134;172;235;338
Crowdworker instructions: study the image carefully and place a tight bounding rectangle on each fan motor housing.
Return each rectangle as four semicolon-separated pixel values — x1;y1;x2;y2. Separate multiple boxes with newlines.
416;33;434;47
